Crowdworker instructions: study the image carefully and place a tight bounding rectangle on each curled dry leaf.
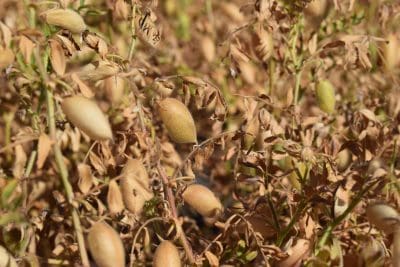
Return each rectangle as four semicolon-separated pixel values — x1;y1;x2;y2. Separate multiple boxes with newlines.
158;98;197;144
120;159;154;215
36;133;53;169
205;251;219;267
107;180;124;214
19;35;35;64
77;62;119;82
87;222;125;267
61;96;113;141
13;145;27;179
360;238;385;267
43;9;86;33
153;240;181;267
70;73;95;98
278;239;310;267
182;184;223;217
0;47;14;69
366;203;400;234
77;163;94;194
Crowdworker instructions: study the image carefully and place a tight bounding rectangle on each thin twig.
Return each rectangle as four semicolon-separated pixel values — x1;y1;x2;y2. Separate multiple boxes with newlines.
22;150;37;210
157;163;196;264
46;89;90;267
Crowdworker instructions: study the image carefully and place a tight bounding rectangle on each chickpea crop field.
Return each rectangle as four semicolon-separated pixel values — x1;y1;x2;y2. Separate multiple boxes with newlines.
0;0;400;266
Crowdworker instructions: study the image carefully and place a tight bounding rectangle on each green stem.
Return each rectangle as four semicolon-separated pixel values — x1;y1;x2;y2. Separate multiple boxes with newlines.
276;199;308;247
46;89;90;267
22;150;37;210
316;179;380;252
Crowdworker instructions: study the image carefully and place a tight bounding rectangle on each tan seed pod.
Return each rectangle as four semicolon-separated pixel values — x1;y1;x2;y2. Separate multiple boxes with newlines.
153;240;181;267
120;159;153;215
316;80;335;114
87;222;125;267
43;9;86;33
182;184;223;217
0;47;14;69
200;35;215;63
104;76;125;104
107;180;125;214
366;203;400;234
158;98;197;144
383;33;400;71
61;96;113;140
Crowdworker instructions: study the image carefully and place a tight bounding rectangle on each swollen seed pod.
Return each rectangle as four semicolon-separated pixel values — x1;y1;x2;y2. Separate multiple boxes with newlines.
335;149;351;172
366;203;400;234
182;184;223;217
120;159;154;215
104;76;125;104
200;35;215;63
316;80;335;114
153;241;181;267
43;9;86;33
61;96;113;140
87;222;125;267
383;33;400;71
158;98;197;144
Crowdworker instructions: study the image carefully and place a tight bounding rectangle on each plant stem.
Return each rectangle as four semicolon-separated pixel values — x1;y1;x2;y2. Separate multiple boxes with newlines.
276;198;308;247
157;163;196;264
22;150;37;210
316;179;380;252
45;89;90;267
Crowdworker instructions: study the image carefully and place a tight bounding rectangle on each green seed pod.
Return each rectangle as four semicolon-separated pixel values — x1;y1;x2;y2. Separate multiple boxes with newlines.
182;184;223;217
43;9;86;33
153;241;181;267
120;159;153;215
61;96;112;140
366;203;400;234
87;222;125;267
335;149;351;172
158;98;197;144
316;80;335;114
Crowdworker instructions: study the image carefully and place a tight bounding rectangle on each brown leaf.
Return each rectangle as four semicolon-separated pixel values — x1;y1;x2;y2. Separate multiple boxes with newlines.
36;133;53;169
77;163;95;194
49;39;66;76
13;145;27;179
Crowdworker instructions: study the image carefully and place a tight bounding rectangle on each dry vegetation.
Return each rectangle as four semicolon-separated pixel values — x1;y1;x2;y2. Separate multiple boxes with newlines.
0;0;400;266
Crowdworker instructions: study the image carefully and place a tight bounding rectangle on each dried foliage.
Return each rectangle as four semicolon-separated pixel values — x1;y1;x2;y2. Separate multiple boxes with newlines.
0;0;400;266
